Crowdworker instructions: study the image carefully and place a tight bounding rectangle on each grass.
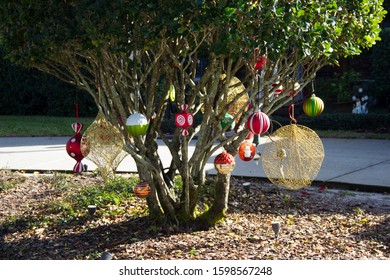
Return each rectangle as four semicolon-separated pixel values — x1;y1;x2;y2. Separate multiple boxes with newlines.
0;115;94;137
0;115;389;139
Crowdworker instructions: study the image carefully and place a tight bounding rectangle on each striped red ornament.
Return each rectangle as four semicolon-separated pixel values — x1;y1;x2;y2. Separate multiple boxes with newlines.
67;121;85;173
73;161;86;173
71;122;83;133
303;94;324;117
245;111;270;135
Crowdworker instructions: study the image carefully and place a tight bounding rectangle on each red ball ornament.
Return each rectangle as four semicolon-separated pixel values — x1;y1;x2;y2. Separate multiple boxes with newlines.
238;141;256;161
66;122;86;173
255;55;267;71
175;104;193;136
214;152;235;174
246;111;270;135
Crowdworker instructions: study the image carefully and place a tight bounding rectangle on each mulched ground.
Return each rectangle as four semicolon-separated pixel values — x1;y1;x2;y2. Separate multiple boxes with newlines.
0;171;389;260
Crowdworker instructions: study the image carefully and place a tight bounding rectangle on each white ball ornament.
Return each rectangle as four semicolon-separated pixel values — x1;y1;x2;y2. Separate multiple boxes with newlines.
126;113;149;136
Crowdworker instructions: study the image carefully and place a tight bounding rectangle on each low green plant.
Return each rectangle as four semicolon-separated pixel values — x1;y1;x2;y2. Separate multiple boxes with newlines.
189;248;199;256
66;175;137;210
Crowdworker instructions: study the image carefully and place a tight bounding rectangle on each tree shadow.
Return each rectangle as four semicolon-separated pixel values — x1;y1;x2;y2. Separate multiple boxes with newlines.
353;216;390;246
0;216;159;260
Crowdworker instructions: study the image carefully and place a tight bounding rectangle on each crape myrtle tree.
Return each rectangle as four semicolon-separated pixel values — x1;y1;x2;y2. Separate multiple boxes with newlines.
0;0;385;227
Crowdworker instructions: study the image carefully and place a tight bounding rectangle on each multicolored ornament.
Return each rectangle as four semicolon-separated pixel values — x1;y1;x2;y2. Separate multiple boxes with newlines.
238;141;256;161
175;104;193;136
303;94;324;117
126;113;149;136
220;113;235;131
214;152;235;174
66;122;86;173
246;111;270;135
133;181;151;198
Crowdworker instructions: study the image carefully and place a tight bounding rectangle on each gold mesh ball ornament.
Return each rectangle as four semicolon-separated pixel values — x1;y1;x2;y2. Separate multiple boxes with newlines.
261;123;325;190
81;111;128;181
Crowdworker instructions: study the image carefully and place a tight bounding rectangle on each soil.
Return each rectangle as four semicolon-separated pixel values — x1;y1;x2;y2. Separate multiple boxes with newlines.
0;171;389;260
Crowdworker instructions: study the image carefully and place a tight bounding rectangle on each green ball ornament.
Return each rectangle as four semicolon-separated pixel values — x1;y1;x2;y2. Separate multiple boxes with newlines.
126;113;149;136
303;94;324;117
220;113;235;130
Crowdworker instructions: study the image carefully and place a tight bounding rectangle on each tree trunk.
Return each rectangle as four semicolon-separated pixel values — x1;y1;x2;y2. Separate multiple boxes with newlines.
197;172;231;228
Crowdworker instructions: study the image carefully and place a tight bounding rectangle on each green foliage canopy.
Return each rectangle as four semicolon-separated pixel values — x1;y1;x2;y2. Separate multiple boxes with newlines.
0;0;386;65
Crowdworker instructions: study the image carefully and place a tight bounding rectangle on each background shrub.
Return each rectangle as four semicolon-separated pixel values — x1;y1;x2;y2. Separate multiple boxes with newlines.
271;113;390;132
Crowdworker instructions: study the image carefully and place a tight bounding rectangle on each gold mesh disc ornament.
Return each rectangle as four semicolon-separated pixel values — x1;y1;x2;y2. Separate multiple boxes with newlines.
202;75;248;118
261;124;325;190
80;111;128;181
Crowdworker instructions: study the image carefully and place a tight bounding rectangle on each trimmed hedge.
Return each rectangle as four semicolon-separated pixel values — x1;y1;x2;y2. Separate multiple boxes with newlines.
271;113;390;131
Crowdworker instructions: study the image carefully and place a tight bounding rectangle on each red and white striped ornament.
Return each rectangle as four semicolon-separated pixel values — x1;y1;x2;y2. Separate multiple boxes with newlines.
66;122;86;173
272;82;284;98
71;122;83;133
245;111;270;135
175;104;193;136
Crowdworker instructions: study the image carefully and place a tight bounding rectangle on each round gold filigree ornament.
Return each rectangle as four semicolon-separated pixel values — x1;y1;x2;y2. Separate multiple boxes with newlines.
261;124;324;190
201;75;248;119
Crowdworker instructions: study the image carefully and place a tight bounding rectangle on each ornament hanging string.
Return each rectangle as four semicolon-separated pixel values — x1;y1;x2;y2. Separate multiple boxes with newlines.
311;74;316;94
75;102;79;121
288;104;297;124
75;89;79;122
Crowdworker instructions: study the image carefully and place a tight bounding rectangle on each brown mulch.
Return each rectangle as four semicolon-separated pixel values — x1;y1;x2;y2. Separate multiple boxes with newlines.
0;171;389;260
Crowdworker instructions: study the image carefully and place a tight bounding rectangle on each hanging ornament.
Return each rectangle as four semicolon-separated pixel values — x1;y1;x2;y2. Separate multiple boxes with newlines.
303;94;324;117
272;82;284;98
201;75;248;120
220;113;235;131
126;113;149;136
175;104;193;136
246;111;270;135
66;121;86;173
214;152;235;174
238;141;256;161
289;82;301;97
254;54;267;71
81;111;128;182
133;181;151;198
261;104;324;190
169;84;176;102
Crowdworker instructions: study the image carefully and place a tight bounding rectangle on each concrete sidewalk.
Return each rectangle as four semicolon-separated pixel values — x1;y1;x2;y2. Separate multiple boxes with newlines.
0;137;389;190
